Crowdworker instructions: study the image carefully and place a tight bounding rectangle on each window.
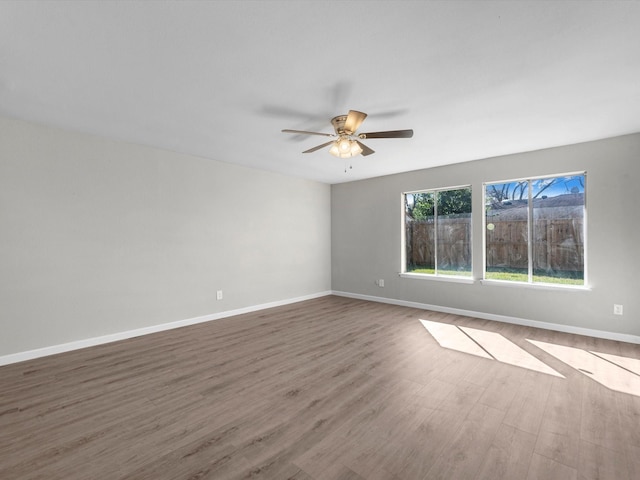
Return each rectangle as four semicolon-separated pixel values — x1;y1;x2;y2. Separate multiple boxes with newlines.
484;173;586;286
404;186;472;277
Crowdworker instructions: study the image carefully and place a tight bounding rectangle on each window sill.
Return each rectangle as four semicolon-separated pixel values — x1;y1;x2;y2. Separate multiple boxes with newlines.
397;274;590;290
399;272;475;284
480;279;591;292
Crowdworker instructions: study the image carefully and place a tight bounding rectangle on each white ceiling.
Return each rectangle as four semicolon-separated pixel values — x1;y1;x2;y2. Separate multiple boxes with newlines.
1;1;640;184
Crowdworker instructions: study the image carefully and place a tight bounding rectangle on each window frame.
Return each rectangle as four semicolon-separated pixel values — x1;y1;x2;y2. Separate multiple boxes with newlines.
402;184;473;280
482;172;588;288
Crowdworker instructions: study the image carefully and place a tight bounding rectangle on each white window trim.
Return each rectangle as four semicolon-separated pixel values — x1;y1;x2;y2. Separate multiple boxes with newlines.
399;272;475;284
482;172;587;288
480;279;591;291
402;185;472;277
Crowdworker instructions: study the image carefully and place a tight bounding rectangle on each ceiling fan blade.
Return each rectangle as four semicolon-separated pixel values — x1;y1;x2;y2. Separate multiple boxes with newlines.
303;140;335;154
358;129;414;139
282;129;334;137
356;140;375;156
344;110;367;134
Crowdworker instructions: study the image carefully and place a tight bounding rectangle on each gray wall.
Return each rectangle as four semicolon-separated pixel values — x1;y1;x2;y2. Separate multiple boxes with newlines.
0;116;331;356
332;133;640;338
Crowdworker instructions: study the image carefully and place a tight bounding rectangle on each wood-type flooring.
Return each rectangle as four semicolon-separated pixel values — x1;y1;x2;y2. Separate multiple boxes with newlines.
1;295;639;479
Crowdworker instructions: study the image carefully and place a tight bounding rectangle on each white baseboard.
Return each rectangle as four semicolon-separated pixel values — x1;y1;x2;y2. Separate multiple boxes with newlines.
332;290;640;345
4;289;636;367
0;291;332;367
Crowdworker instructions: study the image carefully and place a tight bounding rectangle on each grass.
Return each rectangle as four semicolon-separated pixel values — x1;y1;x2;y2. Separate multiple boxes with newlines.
408;267;472;277
485;269;584;285
408;266;583;285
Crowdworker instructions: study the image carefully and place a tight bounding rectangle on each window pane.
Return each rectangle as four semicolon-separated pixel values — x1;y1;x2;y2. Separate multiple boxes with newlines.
532;175;585;285
485;181;529;282
405;192;435;273
436;187;472;276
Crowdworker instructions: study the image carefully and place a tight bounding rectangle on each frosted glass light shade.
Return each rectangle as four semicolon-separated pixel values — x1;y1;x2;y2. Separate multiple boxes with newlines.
329;138;362;158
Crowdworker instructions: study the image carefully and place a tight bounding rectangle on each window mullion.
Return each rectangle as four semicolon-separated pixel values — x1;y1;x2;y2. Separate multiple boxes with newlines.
527;180;533;283
433;191;438;275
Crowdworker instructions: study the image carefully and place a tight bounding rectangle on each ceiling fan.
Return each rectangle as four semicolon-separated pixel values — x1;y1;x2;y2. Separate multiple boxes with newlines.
282;110;413;158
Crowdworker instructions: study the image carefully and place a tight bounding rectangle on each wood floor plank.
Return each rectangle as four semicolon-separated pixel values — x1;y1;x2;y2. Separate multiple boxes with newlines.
534;375;582;469
503;370;553;435
578;439;630;480
475;424;537;480
423;403;506;480
0;296;638;479
580;377;625;451
526;452;578;480
626;443;640;480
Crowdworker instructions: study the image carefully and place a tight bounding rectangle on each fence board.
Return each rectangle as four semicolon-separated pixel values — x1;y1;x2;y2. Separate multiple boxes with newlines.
407;217;583;273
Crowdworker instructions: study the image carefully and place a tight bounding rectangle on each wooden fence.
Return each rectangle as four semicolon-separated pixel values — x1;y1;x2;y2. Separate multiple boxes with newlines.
406;217;584;273
406;217;471;270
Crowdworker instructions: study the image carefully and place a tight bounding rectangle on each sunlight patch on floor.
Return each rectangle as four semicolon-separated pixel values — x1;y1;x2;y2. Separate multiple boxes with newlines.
419;320;491;359
420;320;562;377
420;320;640;395
591;351;640;376
528;340;640;396
460;326;564;377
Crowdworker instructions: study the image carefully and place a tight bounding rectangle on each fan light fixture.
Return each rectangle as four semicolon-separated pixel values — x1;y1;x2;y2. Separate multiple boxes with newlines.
329;137;362;158
282;109;413;160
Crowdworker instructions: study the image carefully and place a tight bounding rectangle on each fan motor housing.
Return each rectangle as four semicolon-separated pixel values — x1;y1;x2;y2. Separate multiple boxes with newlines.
331;115;349;135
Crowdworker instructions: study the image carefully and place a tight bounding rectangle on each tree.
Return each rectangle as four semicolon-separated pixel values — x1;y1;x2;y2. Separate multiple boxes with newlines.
532;178;559;199
406;188;471;220
437;188;472;216
406;192;434;220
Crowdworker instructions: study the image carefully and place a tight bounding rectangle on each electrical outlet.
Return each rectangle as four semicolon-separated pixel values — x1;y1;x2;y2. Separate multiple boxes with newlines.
217;290;223;300
613;304;623;315
378;279;384;287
